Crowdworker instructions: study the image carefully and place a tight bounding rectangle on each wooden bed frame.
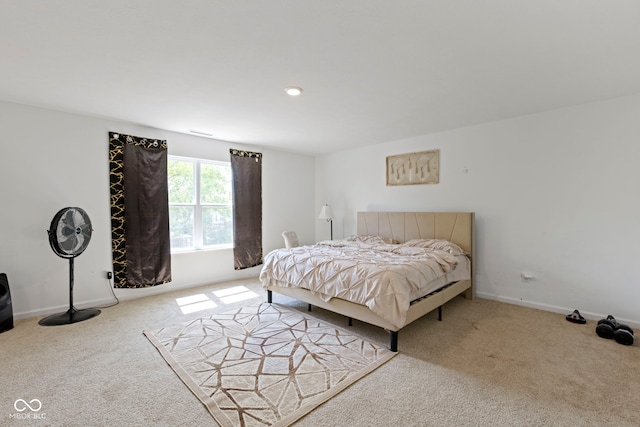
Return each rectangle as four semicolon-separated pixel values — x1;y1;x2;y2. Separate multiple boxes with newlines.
266;212;474;351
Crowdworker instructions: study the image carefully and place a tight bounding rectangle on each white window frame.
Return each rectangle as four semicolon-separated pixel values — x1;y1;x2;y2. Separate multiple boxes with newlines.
168;155;233;252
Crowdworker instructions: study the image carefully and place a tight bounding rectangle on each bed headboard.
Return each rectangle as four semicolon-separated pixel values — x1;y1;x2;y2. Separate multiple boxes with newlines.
356;212;474;254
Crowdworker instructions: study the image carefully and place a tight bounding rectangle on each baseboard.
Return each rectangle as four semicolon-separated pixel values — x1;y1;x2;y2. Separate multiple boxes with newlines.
475;292;640;329
14;275;261;321
14;297;118;321
16;285;640;330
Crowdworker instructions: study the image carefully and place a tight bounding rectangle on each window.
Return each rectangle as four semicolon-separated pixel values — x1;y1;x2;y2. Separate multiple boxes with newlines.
168;156;233;251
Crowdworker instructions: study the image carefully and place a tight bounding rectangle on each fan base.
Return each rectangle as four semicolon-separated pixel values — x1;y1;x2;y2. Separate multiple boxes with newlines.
38;308;101;326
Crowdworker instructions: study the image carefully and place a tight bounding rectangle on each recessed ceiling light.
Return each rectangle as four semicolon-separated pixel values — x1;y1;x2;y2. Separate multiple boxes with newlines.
284;86;303;96
188;129;213;137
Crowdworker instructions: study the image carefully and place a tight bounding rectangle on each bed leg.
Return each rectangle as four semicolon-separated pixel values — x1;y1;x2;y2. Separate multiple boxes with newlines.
348;317;353;326
389;331;398;352
308;304;312;312
267;290;272;303
464;287;474;300
438;306;442;321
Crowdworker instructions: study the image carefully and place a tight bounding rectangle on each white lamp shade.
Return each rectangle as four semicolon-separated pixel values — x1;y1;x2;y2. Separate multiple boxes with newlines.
318;204;333;220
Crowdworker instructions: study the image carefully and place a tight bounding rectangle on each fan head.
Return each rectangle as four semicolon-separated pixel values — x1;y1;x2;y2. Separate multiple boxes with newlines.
48;207;93;258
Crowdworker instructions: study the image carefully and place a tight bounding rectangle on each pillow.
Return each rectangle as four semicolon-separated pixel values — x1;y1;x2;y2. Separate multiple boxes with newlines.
345;235;387;245
403;239;467;255
317;239;348;247
381;237;400;245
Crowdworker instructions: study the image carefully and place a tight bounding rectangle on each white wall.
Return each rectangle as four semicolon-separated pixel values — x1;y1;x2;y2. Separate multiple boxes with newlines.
0;101;315;319
4;93;638;326
316;93;640;327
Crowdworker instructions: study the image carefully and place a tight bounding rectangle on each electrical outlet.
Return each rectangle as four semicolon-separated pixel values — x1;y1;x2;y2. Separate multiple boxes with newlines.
107;271;113;280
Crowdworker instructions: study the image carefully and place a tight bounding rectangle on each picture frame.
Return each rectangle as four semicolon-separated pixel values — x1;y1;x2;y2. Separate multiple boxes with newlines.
386;150;439;186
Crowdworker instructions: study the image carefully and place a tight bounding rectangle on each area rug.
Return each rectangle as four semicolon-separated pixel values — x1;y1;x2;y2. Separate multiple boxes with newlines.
143;303;396;427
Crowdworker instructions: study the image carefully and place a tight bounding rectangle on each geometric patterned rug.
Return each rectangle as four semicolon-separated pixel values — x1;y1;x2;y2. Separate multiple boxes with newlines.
143;303;396;427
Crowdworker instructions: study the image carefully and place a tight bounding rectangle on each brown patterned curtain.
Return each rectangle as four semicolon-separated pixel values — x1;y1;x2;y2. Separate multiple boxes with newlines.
109;132;172;288
230;149;263;270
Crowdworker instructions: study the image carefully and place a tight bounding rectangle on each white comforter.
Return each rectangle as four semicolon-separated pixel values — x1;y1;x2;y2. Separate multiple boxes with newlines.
259;238;465;329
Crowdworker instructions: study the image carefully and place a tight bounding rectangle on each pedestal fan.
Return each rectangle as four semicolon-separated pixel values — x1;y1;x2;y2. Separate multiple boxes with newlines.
39;207;101;326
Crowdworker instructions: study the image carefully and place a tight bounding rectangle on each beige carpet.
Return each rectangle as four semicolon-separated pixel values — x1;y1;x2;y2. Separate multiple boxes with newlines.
144;303;396;427
2;278;639;426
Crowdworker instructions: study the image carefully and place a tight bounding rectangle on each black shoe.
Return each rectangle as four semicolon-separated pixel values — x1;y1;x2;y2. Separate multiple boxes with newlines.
595;315;617;339
596;315;635;345
614;328;634;346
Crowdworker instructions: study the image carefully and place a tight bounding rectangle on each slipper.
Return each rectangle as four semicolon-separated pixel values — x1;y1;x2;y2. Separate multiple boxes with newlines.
566;309;586;324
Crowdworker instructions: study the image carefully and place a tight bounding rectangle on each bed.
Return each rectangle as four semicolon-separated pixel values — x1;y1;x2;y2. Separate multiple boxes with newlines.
260;212;474;351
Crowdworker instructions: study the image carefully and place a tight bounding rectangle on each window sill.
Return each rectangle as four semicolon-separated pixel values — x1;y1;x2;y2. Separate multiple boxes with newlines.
171;245;233;255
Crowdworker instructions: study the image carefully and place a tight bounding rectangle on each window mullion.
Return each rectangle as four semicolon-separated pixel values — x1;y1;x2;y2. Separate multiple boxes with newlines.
194;160;203;249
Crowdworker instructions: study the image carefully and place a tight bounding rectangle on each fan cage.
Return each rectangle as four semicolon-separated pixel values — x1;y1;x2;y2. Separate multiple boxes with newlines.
48;207;93;258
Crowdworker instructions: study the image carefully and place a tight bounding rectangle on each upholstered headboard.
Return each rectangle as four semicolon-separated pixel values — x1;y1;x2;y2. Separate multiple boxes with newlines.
356;212;474;254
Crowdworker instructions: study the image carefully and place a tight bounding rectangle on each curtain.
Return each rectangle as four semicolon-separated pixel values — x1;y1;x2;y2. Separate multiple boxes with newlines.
109;132;172;288
230;149;263;270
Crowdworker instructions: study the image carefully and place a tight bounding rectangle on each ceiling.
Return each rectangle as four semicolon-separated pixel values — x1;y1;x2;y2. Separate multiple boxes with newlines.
2;1;640;156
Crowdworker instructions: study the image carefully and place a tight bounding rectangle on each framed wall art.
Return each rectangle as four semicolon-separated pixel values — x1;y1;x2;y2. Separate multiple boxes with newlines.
386;150;439;186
